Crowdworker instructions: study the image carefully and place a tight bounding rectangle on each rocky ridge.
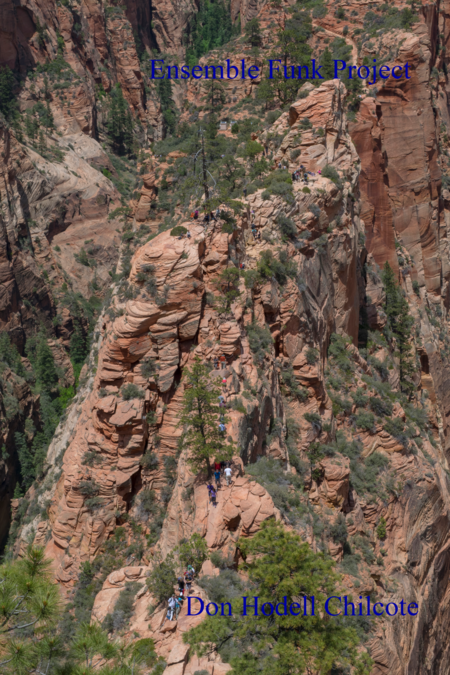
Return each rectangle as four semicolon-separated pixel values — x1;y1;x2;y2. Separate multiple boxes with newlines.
5;0;450;674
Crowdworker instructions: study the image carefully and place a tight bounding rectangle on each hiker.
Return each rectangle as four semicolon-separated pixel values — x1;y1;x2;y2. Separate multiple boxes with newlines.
224;464;232;486
175;595;182;619
187;230;191;239
214;460;221;473
204;213;210;224
219;422;226;434
220;460;226;472
219;354;227;369
194;210;199;220
210;211;217;222
219;396;226;408
216;207;221;218
222;378;227;389
243;188;247;198
167;595;177;621
184;566;195;593
210;486;217;507
177;576;185;594
214;467;221;489
214;356;219;370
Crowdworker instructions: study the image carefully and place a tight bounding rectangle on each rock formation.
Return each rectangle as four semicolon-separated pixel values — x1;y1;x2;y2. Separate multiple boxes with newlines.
6;1;450;674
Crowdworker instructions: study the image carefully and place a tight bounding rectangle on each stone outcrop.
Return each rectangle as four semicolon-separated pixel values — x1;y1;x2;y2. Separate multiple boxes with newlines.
9;1;450;674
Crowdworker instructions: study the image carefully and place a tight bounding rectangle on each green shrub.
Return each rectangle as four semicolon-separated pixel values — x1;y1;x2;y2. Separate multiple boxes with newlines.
377;516;387;540
103;581;141;632
355;410;375;432
146;554;176;604
257;249;297;285
141;357;157;378
306;348;318;365
246;457;302;516
351;388;368;408
277;215;296;239
247;322;273;364
198;569;244;604
176;533;209;569
210;551;232;569
328;333;354;376
140;452;159;470
304;412;322;431
170;225;188;237
328;513;348;544
281;366;309;402
339;552;361;577
82;451;102;467
369;396;392;417
146;410;158;425
121;383;145;400
321;164;341;185
353;535;375;565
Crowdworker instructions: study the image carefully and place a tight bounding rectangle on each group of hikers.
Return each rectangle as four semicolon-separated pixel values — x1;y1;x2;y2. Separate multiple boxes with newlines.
190;207;221;225
292;165;321;184
213;354;228;370
207;460;233;507
164;460;234;622
251;225;261;241
165;565;196;622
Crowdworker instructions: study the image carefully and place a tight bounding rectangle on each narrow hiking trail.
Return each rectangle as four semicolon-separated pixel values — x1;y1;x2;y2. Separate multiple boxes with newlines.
312;21;369;90
313;22;359;67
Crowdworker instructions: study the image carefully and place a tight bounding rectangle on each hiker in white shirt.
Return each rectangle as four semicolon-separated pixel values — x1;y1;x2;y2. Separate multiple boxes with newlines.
224;465;232;486
167;595;177;621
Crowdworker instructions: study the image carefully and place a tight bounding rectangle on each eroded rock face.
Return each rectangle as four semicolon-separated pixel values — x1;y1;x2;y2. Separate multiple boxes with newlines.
351;29;442;293
9;6;450;670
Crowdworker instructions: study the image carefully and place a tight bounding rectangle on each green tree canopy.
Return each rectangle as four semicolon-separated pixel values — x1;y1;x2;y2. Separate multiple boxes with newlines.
0;67;17;121
381;262;416;396
179;357;235;476
186;0;238;66
0;547;160;674
185;520;372;675
106;84;134;156
244;18;262;47
202;78;226;111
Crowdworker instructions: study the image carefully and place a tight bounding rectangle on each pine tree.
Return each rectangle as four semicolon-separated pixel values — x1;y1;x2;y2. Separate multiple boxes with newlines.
265;10;314;105
186;520;373;674
14;431;35;489
70;319;87;377
35;334;58;391
106;84;134;155
381;262;416;396
202;78;226;111
156;77;177;136
0;547;159;674
179;357;235;477
321;48;334;80
214;267;241;314
0;67;17;121
244;18;262;47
